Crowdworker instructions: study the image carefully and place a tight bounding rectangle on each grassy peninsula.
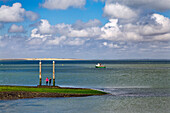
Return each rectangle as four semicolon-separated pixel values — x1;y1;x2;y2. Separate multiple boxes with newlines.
0;86;107;100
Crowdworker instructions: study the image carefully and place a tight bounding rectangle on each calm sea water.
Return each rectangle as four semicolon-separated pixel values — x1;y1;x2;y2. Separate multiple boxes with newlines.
0;60;170;113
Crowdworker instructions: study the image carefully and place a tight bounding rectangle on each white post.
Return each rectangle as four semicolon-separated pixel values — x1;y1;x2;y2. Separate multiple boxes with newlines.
39;61;42;86
53;61;55;86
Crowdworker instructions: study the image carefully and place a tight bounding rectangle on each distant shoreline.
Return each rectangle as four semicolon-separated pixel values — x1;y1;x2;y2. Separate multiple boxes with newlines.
0;58;84;61
0;58;170;61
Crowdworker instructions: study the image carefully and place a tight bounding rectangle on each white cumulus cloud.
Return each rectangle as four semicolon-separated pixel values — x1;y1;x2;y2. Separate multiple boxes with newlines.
100;13;170;41
101;19;122;40
103;3;137;19
38;19;55;34
33;19;101;38
0;3;38;22
42;0;86;10
0;3;24;22
106;0;170;11
31;28;52;38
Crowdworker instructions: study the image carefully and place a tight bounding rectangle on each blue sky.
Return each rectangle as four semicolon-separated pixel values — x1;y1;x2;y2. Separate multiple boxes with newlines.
0;0;170;59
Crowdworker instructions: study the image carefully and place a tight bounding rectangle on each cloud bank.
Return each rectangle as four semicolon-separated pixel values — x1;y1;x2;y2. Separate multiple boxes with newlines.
29;13;170;45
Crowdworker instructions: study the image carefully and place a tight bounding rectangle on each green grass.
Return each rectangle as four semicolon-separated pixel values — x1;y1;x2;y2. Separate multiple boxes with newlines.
0;86;107;95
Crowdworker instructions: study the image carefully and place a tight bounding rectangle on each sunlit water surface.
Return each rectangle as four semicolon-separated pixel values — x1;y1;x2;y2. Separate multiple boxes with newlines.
0;60;170;113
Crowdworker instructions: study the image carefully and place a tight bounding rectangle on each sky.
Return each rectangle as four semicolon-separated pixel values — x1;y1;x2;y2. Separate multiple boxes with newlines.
0;0;170;59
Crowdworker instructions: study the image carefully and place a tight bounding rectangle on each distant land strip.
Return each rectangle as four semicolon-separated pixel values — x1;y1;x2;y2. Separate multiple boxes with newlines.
0;58;84;61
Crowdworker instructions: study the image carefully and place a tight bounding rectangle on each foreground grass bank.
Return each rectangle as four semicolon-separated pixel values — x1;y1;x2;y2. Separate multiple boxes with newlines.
0;86;107;100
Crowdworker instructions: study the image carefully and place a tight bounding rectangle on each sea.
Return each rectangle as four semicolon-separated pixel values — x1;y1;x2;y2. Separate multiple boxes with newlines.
0;60;170;113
